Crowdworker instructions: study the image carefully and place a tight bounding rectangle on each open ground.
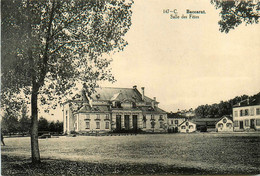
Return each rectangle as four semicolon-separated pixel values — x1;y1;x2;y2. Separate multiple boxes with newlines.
1;133;260;175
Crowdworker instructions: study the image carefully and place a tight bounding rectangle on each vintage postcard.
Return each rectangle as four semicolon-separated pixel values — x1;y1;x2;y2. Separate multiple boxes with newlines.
1;0;260;175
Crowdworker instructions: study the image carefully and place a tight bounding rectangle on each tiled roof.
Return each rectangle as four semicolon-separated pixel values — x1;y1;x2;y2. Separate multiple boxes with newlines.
140;106;167;114
191;118;221;126
78;105;110;113
216;116;233;123
72;90;89;102
179;120;196;127
167;113;186;119
91;87;143;102
73;86;167;114
233;96;260;107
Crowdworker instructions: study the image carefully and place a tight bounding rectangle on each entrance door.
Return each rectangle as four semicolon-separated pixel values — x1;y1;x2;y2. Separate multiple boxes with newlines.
239;121;244;129
250;119;255;129
133;115;138;131
116;115;121;131
124;115;130;130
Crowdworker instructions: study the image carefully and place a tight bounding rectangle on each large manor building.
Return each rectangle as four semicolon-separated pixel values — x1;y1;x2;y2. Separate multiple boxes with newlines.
63;86;167;134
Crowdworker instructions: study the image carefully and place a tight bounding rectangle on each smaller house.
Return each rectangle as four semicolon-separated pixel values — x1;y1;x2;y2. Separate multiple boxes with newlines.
178;120;196;133
167;112;186;133
216;116;233;132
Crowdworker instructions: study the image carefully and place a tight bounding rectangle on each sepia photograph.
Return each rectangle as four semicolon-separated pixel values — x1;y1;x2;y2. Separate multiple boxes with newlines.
1;0;260;175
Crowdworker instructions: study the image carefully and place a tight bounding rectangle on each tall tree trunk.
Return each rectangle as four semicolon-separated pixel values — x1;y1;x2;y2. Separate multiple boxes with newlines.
31;85;41;164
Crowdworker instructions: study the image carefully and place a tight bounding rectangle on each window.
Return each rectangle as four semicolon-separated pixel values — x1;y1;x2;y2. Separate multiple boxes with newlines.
256;108;260;115
171;120;173;125
66;110;68;115
86;122;90;129
185;122;189;126
105;114;110;120
234;121;239;127
240;110;243;116
189;125;193;129
151;114;154;120
175;120;178;125
181;126;186;129
159;115;163;120
143;121;146;128
226;123;232;128
96;122;100;129
250;108;254;116
132;102;137;108
116;101;122;108
105;122;109;129
245;120;249;127
245;109;249;116
234;111;238;117
223;118;227;123
160;122;163;128
96;114;100;120
256;119;260;126
218;123;223;128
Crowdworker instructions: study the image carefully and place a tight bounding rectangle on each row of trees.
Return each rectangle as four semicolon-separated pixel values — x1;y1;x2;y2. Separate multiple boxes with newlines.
38;117;63;133
1;112;63;136
195;92;260;118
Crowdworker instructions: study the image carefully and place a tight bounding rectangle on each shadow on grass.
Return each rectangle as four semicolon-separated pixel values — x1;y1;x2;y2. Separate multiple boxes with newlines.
2;154;258;175
2;154;213;175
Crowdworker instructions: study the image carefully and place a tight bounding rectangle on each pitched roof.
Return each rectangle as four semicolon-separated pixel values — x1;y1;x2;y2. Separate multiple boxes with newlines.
167;113;186;119
78;105;110;113
216;116;233;123
179;119;196;127
233;96;260;107
91;87;143;102
191;118;221;126
140;106;167;114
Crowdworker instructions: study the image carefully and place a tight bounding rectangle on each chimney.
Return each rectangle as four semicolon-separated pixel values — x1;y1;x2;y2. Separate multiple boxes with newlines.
141;87;145;101
153;97;158;107
133;85;137;89
151;100;155;109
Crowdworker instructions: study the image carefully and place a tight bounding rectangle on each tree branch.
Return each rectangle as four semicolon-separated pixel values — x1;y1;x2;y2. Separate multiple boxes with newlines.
37;0;56;89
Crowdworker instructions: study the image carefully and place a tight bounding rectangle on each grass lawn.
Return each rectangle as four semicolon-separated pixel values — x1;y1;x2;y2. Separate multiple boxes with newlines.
1;133;260;175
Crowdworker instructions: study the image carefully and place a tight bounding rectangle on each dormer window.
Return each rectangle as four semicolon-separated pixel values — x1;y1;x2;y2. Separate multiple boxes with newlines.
116;101;122;108
96;94;100;99
148;107;154;111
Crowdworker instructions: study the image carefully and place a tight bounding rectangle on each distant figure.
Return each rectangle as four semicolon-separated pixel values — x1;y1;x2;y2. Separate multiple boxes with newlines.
1;134;5;146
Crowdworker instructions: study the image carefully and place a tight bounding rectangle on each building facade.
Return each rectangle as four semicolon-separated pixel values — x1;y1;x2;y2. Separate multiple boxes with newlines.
233;98;260;132
63;86;167;134
167;112;186;132
178;120;196;133
216;116;233;132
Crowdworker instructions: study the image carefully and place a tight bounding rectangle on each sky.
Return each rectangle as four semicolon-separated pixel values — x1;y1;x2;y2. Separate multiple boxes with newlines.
45;0;260;121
